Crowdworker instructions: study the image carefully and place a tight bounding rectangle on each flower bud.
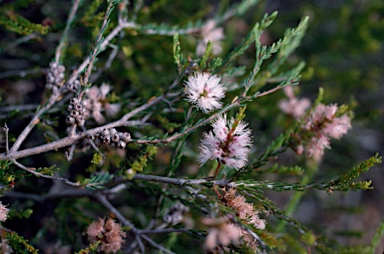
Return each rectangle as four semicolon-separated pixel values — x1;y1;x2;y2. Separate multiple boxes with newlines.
121;132;131;143
66;116;75;125
118;140;126;149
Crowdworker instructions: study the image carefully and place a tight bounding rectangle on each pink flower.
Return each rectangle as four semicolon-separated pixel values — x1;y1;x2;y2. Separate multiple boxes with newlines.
322;115;352;139
300;103;352;161
203;218;242;250
84;83;121;124
185;73;225;114
0;202;8;222
87;218;126;253
306;135;330;162
199;115;252;169
279;85;310;118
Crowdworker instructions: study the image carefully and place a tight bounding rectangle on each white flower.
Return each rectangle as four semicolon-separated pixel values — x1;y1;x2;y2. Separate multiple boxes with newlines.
185;72;225;114
198;115;252;169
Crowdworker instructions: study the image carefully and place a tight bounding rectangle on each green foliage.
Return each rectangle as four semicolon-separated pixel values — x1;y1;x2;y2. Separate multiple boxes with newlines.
0;10;48;35
0;0;382;253
91;152;103;165
75;241;101;254
125;145;158;179
8;208;33;220
83;172;114;190
3;229;38;254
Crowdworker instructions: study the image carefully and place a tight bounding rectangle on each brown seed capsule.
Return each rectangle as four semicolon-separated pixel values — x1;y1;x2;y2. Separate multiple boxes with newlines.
66;116;75;125
94;139;101;147
112;135;119;143
103;136;111;144
74;103;83;111
118;140;126;149
121;132;131;143
109;128;117;135
102;128;110;136
76;115;85;126
70;110;79;117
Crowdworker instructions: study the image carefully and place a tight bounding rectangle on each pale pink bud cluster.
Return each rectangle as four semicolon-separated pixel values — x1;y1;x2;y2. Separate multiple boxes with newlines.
222;188;266;230
203;217;242;251
0;239;13;253
302;104;352;161
199;115;252;169
85;83;121;124
185;72;225;114
0;202;8;222
279;85;310;119
221;188;266;250
87;218;126;253
196;20;224;56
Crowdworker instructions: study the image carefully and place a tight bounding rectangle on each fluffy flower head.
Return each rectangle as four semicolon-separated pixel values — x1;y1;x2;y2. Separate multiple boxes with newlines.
185;72;225;114
87;218;126;253
198;115;252;169
301;103;352;161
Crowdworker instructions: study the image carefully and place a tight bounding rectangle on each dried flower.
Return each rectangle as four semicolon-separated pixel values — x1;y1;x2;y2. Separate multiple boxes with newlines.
185;72;225;114
196;20;224;56
199;115;252;169
0;202;9;222
87;218;126;253
279;85;310;119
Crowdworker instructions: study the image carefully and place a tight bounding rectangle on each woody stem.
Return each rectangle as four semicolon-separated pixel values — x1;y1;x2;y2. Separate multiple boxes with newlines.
213;162;222;179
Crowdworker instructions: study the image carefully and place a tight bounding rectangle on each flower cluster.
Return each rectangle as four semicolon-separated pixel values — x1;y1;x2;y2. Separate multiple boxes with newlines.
0;239;13;254
87;218;126;254
46;62;65;92
66;79;81;93
185;72;225;114
0;202;8;222
203;217;242;252
300;103;352;161
203;188;266;251
199;115;252;169
221;187;266;249
278;85;310;119
196;20;224;56
84;83;121;124
88;128;131;149
66;97;88;127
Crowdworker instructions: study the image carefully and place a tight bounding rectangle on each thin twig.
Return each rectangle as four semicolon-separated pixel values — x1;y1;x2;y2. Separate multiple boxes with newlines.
54;0;83;64
2;124;9;154
0;33;39;54
4;189;94;202
96;193;146;252
0;104;39;112
12;160;81;187
82;1;114;87
141;235;175;254
0;68;46;79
